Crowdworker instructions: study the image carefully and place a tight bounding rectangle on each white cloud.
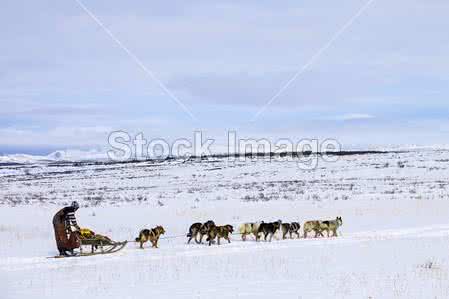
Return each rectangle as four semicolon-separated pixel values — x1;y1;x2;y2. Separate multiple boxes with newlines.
334;113;375;121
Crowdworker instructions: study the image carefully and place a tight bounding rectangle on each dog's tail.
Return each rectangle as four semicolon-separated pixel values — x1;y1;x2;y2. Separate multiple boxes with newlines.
186;232;192;238
135;233;141;242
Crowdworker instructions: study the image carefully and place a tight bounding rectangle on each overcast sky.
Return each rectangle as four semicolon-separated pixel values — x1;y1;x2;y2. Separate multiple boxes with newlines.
1;0;449;154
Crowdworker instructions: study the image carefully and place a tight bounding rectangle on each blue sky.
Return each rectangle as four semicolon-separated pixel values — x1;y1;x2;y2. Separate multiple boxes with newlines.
1;0;449;154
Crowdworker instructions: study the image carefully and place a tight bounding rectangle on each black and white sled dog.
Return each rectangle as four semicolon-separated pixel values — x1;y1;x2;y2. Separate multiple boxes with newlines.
281;222;301;239
257;220;282;242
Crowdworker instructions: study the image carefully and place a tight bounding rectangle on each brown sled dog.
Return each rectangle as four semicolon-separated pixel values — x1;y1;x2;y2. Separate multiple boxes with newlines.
321;217;343;237
206;224;233;246
136;226;165;248
303;221;324;238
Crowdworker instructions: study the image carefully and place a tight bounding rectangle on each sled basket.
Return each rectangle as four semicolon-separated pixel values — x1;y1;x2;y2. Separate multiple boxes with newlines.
79;237;128;255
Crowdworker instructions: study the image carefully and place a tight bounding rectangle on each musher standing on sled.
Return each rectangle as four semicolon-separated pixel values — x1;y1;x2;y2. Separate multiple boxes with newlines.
53;201;81;256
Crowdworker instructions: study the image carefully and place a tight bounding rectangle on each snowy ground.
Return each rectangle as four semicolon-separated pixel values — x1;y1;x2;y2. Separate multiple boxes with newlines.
1;150;449;298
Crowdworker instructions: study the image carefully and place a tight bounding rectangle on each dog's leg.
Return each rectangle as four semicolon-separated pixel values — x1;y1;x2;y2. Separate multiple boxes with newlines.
188;230;195;244
194;233;200;244
194;231;201;244
319;230;324;238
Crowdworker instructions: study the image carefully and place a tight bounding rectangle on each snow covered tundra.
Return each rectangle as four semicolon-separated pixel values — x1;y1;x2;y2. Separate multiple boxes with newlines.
1;149;449;298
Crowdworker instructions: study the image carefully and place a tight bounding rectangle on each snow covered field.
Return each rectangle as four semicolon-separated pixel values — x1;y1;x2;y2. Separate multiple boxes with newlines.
1;149;449;298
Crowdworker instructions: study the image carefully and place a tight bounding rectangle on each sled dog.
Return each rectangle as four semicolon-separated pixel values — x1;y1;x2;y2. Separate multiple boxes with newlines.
206;224;233;246
136;226;165;248
257;220;282;242
186;222;202;244
303;220;325;238
224;224;234;234
239;222;263;241
186;220;215;244
320;217;343;237
199;220;216;244
281;222;301;239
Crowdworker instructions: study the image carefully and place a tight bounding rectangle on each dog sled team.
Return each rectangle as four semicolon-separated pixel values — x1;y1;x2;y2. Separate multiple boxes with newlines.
52;201;343;257
187;217;343;246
